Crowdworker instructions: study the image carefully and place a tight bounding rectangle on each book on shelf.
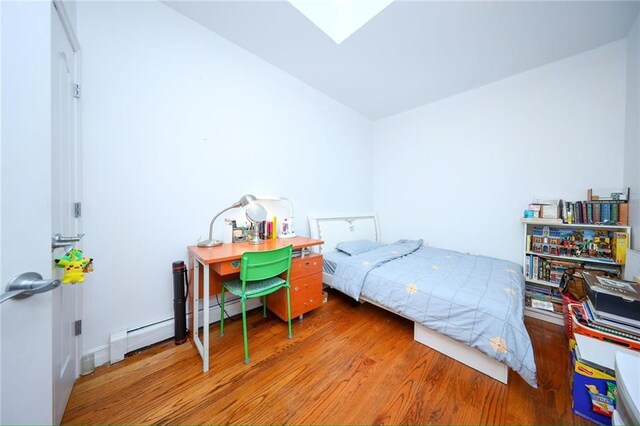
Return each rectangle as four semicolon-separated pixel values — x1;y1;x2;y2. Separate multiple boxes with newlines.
525;255;588;284
525;295;562;313
551;189;630;225
526;291;563;305
558;201;628;226
525;254;621;282
619;203;629;225
525;283;562;300
587;187;630;225
555;259;583;266
602;203;611;223
583;263;621;275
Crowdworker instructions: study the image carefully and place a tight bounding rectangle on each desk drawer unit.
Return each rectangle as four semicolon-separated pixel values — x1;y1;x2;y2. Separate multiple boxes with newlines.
268;254;323;321
289;254;323;280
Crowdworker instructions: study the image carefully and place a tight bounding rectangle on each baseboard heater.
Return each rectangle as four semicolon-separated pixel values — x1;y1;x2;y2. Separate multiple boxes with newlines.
105;296;261;365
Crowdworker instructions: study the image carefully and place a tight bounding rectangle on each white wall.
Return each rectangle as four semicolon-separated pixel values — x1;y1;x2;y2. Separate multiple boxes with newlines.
373;41;627;264
624;15;640;251
77;1;372;356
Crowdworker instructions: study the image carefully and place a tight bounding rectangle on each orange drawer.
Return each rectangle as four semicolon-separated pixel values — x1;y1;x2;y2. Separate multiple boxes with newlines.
288;253;323;280
291;274;322;317
267;272;323;321
212;259;242;275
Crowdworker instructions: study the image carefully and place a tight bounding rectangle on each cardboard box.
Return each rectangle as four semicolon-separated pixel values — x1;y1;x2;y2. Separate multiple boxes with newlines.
572;335;640;425
541;204;560;219
572;346;616;425
613;232;628;265
530;200;561;219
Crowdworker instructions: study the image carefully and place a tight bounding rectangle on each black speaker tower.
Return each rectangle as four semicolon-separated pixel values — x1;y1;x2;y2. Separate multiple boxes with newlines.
172;260;188;345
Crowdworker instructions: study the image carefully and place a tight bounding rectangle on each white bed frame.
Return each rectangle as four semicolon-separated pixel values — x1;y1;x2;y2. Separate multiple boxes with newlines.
308;214;508;384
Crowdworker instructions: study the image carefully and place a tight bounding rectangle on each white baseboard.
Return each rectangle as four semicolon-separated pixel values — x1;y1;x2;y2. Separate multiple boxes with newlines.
89;344;110;367
91;296;261;365
109;330;127;364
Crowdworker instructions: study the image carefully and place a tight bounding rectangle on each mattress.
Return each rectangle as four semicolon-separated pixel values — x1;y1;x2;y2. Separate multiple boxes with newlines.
326;239;537;387
322;249;350;275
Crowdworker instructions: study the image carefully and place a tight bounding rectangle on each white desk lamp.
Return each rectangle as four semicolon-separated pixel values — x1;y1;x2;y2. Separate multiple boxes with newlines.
197;194;256;247
278;197;297;239
256;195;297;239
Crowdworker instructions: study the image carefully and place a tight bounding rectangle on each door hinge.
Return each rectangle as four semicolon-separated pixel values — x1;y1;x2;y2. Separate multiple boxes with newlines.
74;320;82;336
74;202;82;218
73;83;80;98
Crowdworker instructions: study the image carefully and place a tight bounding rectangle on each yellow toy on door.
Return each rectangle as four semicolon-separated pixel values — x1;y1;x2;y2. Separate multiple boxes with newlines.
55;248;93;284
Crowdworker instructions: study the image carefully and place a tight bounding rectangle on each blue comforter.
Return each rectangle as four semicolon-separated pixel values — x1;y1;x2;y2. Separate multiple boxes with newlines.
331;240;537;387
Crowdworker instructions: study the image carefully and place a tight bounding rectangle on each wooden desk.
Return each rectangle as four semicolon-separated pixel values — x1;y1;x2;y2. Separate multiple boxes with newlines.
187;236;324;372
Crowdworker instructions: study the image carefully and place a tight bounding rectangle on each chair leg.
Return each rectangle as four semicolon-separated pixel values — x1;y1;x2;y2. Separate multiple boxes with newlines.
241;297;250;364
219;287;225;337
263;296;267;318
286;285;293;339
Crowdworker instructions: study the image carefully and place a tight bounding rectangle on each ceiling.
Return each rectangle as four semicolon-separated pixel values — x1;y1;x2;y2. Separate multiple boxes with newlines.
164;1;640;120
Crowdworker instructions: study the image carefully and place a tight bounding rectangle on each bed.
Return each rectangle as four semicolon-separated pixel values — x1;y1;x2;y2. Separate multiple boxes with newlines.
308;215;537;387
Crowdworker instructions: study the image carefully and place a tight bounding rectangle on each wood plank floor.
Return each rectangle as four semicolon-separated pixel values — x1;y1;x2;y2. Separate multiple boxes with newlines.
62;289;588;425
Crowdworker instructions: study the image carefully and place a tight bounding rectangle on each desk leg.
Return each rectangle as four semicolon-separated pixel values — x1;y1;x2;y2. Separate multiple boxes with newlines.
192;258;209;372
203;259;210;372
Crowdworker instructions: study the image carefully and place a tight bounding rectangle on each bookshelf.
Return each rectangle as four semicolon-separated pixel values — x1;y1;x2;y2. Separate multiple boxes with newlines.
521;219;631;326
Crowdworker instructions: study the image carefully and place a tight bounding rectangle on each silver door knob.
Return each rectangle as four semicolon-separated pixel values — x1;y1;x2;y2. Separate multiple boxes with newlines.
0;272;61;303
51;233;84;250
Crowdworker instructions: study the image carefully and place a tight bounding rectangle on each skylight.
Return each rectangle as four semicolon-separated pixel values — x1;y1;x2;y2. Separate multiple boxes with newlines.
288;0;394;44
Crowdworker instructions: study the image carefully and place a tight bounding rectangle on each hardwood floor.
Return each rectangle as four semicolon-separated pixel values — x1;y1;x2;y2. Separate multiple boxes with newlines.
62;289;588;425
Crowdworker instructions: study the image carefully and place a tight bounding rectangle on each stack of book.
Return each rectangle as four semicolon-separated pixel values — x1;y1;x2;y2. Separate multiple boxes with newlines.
561;188;630;225
562;200;629;225
525;256;587;284
524;256;582;314
576;272;640;343
581;299;640;342
525;283;563;314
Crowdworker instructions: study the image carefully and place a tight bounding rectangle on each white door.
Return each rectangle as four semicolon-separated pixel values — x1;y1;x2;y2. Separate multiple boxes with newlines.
0;2;81;424
51;3;82;423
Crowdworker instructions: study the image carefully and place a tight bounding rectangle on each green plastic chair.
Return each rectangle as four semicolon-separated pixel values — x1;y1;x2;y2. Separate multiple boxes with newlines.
220;244;293;364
